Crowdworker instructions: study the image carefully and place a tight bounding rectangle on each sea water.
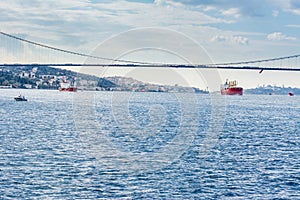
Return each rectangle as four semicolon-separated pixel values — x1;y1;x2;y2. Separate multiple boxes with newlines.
0;89;299;199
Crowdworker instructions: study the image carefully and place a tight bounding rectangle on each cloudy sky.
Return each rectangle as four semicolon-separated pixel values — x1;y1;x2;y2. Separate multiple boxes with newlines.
1;0;300;89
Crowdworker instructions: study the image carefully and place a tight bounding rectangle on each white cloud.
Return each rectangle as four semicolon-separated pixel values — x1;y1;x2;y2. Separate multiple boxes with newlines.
103;1;229;27
211;35;249;45
211;35;228;43
272;10;279;17
288;8;300;15
0;0;234;51
202;6;216;12
286;0;300;15
286;24;300;28
271;0;300;15
232;36;249;45
221;8;241;18
154;0;182;7
160;0;300;17
165;0;274;17
267;32;296;41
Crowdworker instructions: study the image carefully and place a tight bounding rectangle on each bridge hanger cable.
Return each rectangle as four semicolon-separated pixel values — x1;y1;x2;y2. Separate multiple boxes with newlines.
1;31;300;67
0;31;155;65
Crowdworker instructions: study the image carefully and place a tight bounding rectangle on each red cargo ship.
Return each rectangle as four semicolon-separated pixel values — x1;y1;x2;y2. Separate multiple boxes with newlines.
59;82;77;92
59;87;77;92
220;80;243;95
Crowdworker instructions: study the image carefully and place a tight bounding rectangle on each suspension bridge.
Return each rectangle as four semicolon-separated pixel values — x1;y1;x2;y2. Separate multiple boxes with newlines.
1;31;300;72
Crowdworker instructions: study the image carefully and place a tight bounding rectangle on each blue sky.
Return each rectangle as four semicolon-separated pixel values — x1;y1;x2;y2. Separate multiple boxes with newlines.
1;0;300;89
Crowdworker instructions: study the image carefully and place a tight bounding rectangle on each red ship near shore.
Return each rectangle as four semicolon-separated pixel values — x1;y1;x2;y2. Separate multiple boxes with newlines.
59;82;77;92
59;87;77;92
221;80;243;95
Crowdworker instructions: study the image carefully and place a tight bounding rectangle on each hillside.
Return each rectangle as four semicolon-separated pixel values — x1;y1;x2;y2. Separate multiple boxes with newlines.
0;65;98;89
0;65;209;93
98;76;209;93
245;85;300;95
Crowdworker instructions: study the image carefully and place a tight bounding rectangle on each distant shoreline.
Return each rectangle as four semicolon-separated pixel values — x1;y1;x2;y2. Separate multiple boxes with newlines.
1;87;299;96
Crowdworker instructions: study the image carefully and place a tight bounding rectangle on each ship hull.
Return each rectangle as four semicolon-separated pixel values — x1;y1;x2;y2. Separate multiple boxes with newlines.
221;87;243;95
59;87;77;92
14;97;27;101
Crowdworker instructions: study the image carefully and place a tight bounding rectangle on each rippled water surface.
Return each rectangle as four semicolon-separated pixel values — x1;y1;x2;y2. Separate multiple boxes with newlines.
0;89;299;199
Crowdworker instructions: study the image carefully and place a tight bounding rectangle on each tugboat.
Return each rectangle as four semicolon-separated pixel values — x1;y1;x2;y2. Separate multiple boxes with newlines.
220;79;243;95
14;95;27;101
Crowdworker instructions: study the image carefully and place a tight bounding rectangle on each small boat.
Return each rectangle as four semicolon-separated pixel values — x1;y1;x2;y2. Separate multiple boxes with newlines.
288;92;294;96
14;95;27;101
220;79;243;95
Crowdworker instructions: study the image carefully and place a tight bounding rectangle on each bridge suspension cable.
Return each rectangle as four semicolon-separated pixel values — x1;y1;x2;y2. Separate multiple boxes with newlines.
1;63;300;72
209;54;300;66
1;31;300;68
